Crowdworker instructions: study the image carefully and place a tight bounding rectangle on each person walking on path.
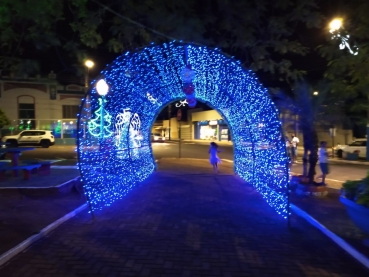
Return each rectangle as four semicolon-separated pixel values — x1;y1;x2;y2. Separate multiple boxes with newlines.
318;141;329;185
291;134;299;163
208;142;221;173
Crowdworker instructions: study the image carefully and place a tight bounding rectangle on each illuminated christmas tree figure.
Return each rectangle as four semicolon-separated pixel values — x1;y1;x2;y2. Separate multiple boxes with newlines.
88;98;114;138
55;121;62;136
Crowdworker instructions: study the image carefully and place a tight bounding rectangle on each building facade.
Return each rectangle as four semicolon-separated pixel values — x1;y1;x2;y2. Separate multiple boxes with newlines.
160;107;353;147
0;75;353;148
0;73;84;142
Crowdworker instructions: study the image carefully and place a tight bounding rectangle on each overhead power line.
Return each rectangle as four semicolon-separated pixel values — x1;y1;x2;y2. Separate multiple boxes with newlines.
91;0;198;44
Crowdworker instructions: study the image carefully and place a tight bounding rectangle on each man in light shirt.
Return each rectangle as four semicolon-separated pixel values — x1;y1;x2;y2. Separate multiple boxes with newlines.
318;141;329;185
290;134;299;163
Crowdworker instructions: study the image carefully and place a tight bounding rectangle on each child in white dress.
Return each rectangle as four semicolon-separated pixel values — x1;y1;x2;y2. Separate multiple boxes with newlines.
208;142;221;173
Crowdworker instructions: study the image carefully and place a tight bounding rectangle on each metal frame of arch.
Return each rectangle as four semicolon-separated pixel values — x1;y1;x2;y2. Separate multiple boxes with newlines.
77;42;290;218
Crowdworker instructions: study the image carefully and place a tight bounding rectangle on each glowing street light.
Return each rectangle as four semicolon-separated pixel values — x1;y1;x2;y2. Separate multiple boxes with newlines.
96;79;109;139
329;18;358;55
313;91;319;96
329;18;342;32
85;60;94;69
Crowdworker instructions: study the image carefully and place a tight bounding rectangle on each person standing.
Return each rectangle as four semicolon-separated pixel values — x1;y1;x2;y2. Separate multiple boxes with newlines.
291;134;299;163
208;142;221;173
318;141;329;185
285;135;291;151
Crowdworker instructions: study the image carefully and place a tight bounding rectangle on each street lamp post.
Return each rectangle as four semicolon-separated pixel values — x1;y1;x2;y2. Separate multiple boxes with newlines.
329;18;366;159
84;60;94;91
84;60;94;132
96;79;109;140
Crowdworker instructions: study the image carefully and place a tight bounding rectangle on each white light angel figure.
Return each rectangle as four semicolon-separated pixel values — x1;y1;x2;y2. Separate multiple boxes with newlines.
129;112;143;148
115;108;142;150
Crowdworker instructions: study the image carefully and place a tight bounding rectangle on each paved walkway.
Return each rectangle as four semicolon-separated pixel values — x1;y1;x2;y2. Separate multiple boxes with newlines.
0;159;368;276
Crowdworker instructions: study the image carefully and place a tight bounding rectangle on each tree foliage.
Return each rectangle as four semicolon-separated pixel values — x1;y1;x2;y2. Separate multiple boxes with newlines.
0;108;10;129
0;0;322;82
272;81;348;182
0;0;66;74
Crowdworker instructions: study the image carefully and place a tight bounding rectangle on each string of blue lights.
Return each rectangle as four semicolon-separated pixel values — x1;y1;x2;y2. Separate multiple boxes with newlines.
77;42;289;218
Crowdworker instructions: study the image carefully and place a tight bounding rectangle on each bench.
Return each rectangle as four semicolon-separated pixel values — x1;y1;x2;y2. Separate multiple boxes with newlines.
0;164;41;181
11;164;41;180
0;161;11;181
0;160;11;165
21;160;52;175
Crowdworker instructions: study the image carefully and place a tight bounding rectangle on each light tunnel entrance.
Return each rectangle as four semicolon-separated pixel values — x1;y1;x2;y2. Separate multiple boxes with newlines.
77;42;289;217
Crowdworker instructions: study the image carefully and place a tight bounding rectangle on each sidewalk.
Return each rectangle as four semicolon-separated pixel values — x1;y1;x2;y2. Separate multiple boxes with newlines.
0;159;368;276
0;168;84;255
171;139;369;165
169;138;234;146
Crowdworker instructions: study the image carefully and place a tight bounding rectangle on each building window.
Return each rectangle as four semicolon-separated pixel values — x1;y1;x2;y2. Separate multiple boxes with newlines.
62;105;79;118
19;103;35;119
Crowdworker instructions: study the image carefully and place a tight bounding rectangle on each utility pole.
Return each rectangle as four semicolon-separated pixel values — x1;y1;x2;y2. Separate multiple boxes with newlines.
367;94;369;160
177;109;182;158
168;104;171;141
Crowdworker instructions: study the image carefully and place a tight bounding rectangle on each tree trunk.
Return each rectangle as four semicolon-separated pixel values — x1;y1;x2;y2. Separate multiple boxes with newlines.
308;128;319;184
302;148;308;177
302;127;310;177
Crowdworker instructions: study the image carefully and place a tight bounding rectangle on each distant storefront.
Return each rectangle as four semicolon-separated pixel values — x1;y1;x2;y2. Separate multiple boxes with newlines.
194;119;230;141
187;109;230;141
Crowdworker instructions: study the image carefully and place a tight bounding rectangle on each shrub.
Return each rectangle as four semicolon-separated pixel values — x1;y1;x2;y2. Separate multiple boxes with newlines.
342;171;369;207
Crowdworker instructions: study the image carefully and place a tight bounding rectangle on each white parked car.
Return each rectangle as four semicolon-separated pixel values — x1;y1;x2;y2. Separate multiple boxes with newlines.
338;138;367;158
1;130;55;148
333;143;347;158
151;133;165;142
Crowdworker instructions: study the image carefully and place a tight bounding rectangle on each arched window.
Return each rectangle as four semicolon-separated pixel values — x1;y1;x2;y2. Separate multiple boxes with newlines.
17;95;35;129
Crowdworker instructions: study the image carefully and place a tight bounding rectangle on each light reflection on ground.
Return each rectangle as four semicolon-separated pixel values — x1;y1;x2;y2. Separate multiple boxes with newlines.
151;143;171;146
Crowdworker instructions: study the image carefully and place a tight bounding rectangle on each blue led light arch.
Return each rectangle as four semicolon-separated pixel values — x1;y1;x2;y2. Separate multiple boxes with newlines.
77;42;289;217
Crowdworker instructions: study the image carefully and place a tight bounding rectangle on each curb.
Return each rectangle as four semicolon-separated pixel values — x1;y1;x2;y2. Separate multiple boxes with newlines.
51;165;78;169
0;176;79;190
0;203;87;267
329;159;369;166
291;204;369;269
0;176;81;197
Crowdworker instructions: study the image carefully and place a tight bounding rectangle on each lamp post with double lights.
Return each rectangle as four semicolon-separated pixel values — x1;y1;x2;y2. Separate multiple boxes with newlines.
83;60;94;137
329;18;358;55
329;18;368;159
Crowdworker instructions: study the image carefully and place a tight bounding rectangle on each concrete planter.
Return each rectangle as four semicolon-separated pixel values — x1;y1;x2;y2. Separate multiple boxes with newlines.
340;196;369;235
344;152;359;160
